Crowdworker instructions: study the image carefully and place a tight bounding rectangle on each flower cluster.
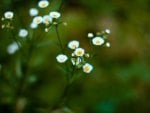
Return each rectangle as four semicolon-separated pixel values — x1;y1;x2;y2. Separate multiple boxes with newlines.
56;29;111;74
29;0;61;31
1;11;14;29
56;40;93;73
87;29;111;47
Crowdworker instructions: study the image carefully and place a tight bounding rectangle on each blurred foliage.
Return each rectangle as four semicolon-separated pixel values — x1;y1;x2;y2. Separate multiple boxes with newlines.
0;0;150;113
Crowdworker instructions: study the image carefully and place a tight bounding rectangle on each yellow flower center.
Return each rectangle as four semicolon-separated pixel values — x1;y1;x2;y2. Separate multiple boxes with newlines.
84;66;90;72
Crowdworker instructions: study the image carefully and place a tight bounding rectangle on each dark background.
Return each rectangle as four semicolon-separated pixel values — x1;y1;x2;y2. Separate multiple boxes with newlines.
0;0;150;113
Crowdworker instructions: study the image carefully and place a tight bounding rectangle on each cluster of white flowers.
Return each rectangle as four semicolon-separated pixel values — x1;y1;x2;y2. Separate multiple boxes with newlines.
1;11;14;29
87;29;111;47
56;40;93;74
29;0;61;31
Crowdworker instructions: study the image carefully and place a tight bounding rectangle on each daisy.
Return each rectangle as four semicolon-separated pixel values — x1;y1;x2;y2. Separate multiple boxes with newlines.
4;11;14;19
92;37;104;46
68;40;79;49
83;63;93;73
56;54;68;63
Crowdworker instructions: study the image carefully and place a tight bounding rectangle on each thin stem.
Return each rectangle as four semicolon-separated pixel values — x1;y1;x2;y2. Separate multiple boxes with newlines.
55;25;64;53
58;0;65;11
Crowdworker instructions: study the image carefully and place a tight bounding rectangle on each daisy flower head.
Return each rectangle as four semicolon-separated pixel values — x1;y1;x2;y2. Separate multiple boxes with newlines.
92;37;105;46
43;15;52;25
106;42;111;47
19;29;28;38
74;48;85;57
4;11;14;19
33;16;43;24
38;0;49;8
30;22;38;29
56;54;68;63
71;57;82;66
7;42;19;54
87;33;94;38
83;63;93;73
68;40;79;49
29;8;39;16
105;29;111;34
49;11;61;19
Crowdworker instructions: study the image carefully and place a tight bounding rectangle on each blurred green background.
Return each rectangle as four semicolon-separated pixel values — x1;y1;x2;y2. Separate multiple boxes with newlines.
0;0;150;113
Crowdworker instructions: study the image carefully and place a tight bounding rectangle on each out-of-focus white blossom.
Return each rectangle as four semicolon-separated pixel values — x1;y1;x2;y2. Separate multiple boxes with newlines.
106;42;110;47
56;54;68;63
33;16;43;24
49;11;61;19
30;22;38;29
71;57;82;66
74;48;85;57
29;8;39;16
68;40;79;49
38;0;49;8
7;42;19;54
92;37;104;46
83;63;93;73
19;29;28;38
4;11;14;19
105;29;110;34
43;15;52;25
87;33;94;38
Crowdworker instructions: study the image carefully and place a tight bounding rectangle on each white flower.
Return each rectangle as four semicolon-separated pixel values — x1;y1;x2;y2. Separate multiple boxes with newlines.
83;63;93;73
7;42;19;54
68;40;79;49
19;29;28;38
106;42;110;47
87;33;94;38
49;11;61;19
43;15;52;24
38;0;49;8
4;11;14;19
92;37;105;46
71;57;82;66
30;22;38;29
74;48;85;57
56;54;68;63
29;8;39;16
33;16;43;24
105;29;110;34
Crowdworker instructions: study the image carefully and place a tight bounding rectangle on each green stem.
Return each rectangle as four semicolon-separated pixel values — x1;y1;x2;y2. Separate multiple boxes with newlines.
55;25;64;53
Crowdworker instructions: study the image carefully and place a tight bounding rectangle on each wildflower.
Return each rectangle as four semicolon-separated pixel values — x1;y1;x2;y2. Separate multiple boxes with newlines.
29;8;39;16
56;54;68;63
87;33;94;38
43;15;52;25
38;0;49;8
83;63;93;73
33;16;43;24
7;42;19;54
49;11;61;19
105;29;110;34
74;48;85;57
19;29;28;38
4;11;14;19
92;37;104;46
106;42;110;47
68;40;79;49
71;57;82;66
30;22;38;29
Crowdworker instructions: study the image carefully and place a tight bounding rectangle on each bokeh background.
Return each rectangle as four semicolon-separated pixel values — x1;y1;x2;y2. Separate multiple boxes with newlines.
0;0;150;113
